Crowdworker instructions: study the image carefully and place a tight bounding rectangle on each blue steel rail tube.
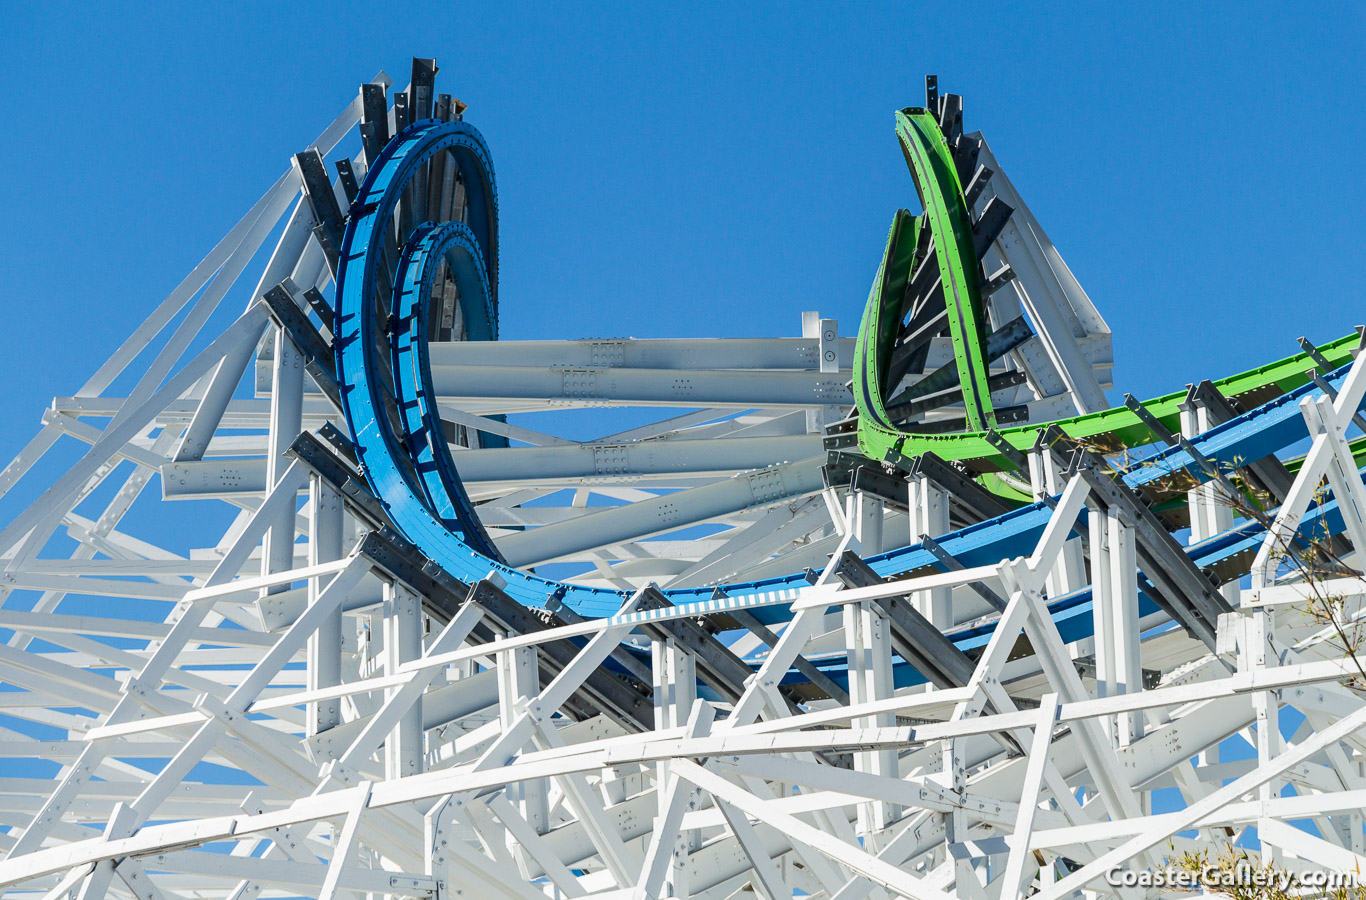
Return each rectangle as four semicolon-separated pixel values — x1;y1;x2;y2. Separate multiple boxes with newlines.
335;117;1366;694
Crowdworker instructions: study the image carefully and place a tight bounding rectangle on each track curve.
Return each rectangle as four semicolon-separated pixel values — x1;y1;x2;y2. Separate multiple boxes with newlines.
335;114;1366;685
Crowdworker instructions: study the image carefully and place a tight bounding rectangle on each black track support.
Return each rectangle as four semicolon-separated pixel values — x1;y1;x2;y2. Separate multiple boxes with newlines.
971;195;1014;258
260;282;342;412
1123;394;1178;446
409;58;437;121
886;317;1033;410
911;452;1015;523
725;602;851;704
302;286;335;336
937;93;963;145
1064;447;1233;651
636;587;797;708
335;158;359;206
347;520;656;732
919;534;1007;611
295;149;346;253
851;465;910;511
964;164;995;208
359;82;390;165
832;551;978;691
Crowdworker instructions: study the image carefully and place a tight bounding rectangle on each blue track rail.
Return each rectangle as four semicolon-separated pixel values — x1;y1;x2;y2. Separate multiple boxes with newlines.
336;118;1365;691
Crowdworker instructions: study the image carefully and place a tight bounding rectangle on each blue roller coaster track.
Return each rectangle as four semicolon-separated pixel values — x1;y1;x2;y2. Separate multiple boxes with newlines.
335;117;1365;694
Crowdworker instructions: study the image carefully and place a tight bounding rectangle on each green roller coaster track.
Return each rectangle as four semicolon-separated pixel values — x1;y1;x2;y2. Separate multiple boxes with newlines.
853;106;1362;485
894;109;996;431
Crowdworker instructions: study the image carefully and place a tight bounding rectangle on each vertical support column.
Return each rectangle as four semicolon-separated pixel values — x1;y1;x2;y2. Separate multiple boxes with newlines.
1088;503;1115;724
306;475;344;735
1106;509;1143;746
261;329;304;592
844;600;898;839
652;637;697;895
1027;442;1085;597
424;796;457;889
384;581;424;780
803;311;840;432
1351;762;1366;855
652;637;697;732
846;490;885;555
1242;608;1282;861
941;734;973;891
1181;394;1239;605
1090;507;1142;745
499;643;549;834
908;474;951;627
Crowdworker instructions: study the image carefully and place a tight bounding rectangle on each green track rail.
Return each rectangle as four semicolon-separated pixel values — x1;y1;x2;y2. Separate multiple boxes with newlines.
857;312;1360;473
854;208;918;436
895;109;995;431
855;105;1361;474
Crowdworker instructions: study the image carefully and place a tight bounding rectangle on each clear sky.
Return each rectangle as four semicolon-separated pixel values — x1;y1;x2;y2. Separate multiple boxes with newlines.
0;2;1359;843
0;1;1363;454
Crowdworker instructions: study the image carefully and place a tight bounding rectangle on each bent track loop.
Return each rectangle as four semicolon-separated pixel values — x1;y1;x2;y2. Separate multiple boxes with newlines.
336;117;1366;689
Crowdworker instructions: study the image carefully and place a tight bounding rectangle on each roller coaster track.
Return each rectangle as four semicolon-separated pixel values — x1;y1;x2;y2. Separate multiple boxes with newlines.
1;60;1365;899
335;99;1365;657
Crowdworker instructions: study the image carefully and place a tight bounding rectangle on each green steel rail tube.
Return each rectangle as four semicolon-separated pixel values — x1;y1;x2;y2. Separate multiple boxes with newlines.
856;110;1361;474
856;288;1361;472
895;108;995;431
853;208;920;436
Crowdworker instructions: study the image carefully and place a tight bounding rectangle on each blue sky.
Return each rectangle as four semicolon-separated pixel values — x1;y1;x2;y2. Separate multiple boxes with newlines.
1;1;1363;459
0;2;1359;851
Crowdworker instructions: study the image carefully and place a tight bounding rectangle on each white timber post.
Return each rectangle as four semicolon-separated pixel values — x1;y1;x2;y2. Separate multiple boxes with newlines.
803;311;840;432
260;328;303;595
307;474;344;736
1026;443;1085;598
384;580;424;780
846;489;885;555
1180;392;1239;606
498;641;549;835
652;635;698;892
1353;761;1366;855
424;795;457;893
844;598;899;838
1246;606;1282;862
1091;507;1143;746
908;473;952;627
1088;500;1114;714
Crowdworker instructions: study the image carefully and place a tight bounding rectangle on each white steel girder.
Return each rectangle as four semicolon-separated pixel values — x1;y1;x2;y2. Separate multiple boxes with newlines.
0;62;1363;900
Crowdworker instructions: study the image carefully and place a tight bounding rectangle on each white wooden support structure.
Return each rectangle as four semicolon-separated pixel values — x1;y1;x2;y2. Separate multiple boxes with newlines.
848;490;887;557
1089;506;1143;746
498;641;550;837
651;632;698;888
803;312;842;433
1025;442;1086;599
0;60;1364;900
384;581;424;780
1180;393;1240;606
908;474;951;627
307;474;345;736
844;597;899;838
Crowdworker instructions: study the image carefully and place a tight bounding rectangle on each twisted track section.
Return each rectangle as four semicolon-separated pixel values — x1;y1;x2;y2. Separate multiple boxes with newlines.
336;119;502;565
894;108;996;431
9;64;1366;900
855;108;1361;470
336;115;1366;687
